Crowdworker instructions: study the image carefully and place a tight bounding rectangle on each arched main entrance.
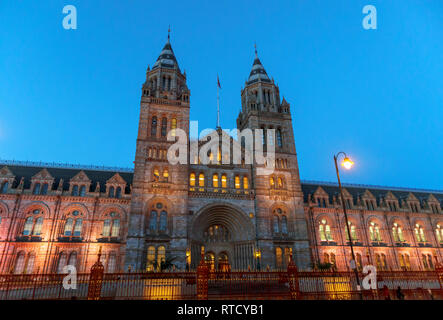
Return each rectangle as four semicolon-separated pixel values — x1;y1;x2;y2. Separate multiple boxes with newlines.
190;203;256;270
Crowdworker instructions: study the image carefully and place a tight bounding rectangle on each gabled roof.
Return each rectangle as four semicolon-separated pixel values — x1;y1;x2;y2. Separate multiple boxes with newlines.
301;180;443;205
0;161;133;193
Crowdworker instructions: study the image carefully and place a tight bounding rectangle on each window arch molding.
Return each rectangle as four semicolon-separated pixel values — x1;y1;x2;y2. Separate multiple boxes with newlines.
0;201;9;217
20;207;45;237
146;199;170;234
366;216;385;242
339;216;360;242
316;215;335;242
99;206;127;239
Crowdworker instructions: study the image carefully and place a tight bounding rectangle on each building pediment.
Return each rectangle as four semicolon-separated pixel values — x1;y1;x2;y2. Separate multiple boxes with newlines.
31;168;54;181
385;191;397;201
0;166;15;179
70;170;91;183
106;173;127;186
362;189;375;200
428;194;439;203
314;186;328;197
407;192;418;202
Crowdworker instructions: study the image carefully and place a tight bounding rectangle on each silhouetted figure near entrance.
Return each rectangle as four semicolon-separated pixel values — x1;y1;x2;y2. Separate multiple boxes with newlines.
396;286;405;300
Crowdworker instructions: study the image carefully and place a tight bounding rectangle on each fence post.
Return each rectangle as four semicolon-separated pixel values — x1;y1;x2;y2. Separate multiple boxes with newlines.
197;253;208;300
287;254;300;300
87;248;104;300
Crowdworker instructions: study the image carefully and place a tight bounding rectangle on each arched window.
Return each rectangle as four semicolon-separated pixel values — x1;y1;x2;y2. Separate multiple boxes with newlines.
422;254;429;270
277;177;283;189
79;185;86;197
68;252;77;268
159;211;167;231
171;118;177;137
392;223;404;242
234;175;240;189
414;224;426;242
146;246;156;271
319;219;333;241
162;169;169;182
273;215;280;233
435;224;443;244
26;253;35;274
71;185;79;196
33;183;41;195
115;187;122;198
41;183;48;195
369;221;382;241
102;212;120;237
270;177;275;188
275;247;283;269
23;209;44;236
243;176;249;189
153;169;160;181
107;253;116;273
57;252;67;274
189;173;196;187
345;221;358;241
221;174;227;188
0;181;8;194
149;211;157;231
199;173;205;187
151;116;157;137
14;252;26;274
161;117;167;137
212;174;219;188
381;254;388;271
108;186;115;198
375;254;382;269
281;216;288;234
276;129;283;147
63;211;82;237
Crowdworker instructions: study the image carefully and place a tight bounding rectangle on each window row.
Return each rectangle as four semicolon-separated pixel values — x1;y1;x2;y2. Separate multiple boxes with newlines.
148;147;169;160
269;176;286;189
146;245;166;271
275;247;292;269
189;173;249;189
19;210;122;240
318;219;439;245
150;116;177;137
312;195;442;214
152;168;169;182
260;126;283;148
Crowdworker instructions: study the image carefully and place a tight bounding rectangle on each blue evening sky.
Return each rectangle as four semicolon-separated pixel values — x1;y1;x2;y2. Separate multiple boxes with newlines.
0;1;442;190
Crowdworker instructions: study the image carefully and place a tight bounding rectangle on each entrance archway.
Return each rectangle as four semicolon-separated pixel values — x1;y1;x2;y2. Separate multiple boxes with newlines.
189;203;256;270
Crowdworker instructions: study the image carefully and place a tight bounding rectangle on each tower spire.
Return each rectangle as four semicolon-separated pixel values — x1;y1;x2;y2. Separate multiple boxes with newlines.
254;42;258;58
167;25;171;42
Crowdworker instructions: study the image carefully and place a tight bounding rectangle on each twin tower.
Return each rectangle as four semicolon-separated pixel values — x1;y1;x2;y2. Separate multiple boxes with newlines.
124;34;312;272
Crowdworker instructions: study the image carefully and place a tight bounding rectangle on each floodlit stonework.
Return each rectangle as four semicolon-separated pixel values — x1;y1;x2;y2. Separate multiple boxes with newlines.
0;36;442;275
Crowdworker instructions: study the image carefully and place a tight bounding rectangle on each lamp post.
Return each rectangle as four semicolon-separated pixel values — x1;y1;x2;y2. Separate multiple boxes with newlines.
334;152;362;297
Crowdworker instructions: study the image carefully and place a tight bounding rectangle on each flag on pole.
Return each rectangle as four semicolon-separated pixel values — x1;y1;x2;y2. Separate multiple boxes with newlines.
217;75;221;89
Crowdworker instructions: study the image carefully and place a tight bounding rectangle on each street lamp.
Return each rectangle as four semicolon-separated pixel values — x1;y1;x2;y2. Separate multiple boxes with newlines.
255;249;261;271
334;152;362;296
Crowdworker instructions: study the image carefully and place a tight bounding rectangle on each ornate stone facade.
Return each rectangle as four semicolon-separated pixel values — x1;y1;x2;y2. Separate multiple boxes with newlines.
0;36;442;274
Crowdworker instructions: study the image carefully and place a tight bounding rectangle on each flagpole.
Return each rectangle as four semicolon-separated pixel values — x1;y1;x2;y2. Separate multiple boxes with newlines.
217;77;220;128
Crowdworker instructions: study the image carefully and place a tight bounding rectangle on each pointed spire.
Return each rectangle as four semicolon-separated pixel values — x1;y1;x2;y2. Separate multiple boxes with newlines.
152;30;180;71
246;43;270;85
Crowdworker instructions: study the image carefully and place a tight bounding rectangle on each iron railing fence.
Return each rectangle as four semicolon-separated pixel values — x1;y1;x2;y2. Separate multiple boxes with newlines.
0;270;442;300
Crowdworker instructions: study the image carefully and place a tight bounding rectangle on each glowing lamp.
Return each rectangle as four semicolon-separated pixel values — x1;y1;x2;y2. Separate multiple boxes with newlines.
341;157;354;170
